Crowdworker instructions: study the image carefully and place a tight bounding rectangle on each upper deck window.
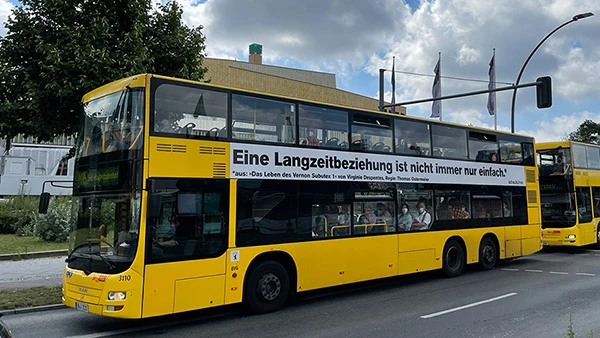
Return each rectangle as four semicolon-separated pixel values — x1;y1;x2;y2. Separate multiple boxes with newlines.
350;115;393;152
77;88;144;158
153;84;228;138
232;94;296;144
431;125;467;159
468;131;498;162
572;144;588;168
395;119;431;157
298;104;349;149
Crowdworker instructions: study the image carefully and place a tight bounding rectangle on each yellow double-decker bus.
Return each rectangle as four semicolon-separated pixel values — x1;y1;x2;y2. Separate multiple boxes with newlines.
537;141;600;247
61;74;541;319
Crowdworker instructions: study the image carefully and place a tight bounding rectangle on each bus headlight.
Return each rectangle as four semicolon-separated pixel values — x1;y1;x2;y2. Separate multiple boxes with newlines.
108;291;126;301
565;234;576;239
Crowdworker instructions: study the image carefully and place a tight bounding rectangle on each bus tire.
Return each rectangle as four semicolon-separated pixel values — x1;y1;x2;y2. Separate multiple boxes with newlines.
245;260;289;314
442;239;465;278
596;227;600;250
478;236;497;270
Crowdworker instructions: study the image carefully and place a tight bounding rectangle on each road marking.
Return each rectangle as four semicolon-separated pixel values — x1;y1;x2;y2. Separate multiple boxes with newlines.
420;292;518;319
501;268;519;271
549;271;569;275
575;272;596;277
524;269;543;273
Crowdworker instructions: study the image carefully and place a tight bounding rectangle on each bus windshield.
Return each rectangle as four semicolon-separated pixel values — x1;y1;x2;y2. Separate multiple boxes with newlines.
67;192;141;274
76;88;144;158
538;147;571;177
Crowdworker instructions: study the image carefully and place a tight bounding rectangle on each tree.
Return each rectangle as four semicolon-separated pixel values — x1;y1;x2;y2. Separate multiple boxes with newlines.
567;120;600;144
0;0;207;141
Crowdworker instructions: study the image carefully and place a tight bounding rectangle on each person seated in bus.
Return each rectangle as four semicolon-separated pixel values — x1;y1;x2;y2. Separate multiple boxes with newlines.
411;201;431;230
364;205;377;224
408;140;422;155
312;215;326;237
156;216;182;247
397;203;413;231
376;202;393;225
337;205;351;225
307;129;319;146
550;155;567;175
451;201;470;219
503;202;511;217
159;118;174;133
105;123;126;152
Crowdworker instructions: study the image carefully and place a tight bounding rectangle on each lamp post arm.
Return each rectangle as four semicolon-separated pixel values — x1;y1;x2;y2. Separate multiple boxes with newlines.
510;19;575;133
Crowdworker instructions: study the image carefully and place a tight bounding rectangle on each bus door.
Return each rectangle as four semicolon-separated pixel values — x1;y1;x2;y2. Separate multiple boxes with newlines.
143;179;229;317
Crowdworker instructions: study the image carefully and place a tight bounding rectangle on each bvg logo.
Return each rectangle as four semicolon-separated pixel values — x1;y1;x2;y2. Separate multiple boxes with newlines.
78;287;88;293
65;270;73;278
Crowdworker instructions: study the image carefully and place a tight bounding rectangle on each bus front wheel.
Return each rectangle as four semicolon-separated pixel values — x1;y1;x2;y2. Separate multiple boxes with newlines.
245;260;290;314
442;239;465;277
478;237;497;270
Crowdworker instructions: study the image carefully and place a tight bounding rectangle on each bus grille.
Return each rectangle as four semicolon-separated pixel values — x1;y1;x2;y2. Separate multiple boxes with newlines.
199;146;226;155
213;163;226;178
156;143;187;153
526;169;536;183
527;190;538;204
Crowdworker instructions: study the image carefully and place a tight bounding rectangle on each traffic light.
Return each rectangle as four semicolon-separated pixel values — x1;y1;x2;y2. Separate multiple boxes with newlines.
536;76;552;109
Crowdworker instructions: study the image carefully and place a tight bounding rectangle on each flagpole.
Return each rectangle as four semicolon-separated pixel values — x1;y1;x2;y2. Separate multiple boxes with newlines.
438;52;442;121
493;49;497;130
391;56;396;114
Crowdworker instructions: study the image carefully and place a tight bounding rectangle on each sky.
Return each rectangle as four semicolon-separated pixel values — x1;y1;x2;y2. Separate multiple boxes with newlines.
1;0;599;142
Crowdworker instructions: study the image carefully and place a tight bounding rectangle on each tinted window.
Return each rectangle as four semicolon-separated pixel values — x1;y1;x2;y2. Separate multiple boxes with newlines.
351;115;393;152
299;104;349;150
469;131;498;162
236;180;298;246
353;182;396;234
431;125;467;159
232;94;296;144
395;119;431;156
147;179;229;263
154;84;228;138
577;187;592;223
587;146;600;169
299;181;352;238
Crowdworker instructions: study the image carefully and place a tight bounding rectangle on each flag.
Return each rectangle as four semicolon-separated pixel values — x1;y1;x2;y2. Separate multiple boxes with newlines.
431;59;441;118
391;57;396;114
487;54;496;116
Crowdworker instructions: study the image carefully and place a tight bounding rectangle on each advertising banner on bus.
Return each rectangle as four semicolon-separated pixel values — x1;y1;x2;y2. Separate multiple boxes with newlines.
230;143;526;186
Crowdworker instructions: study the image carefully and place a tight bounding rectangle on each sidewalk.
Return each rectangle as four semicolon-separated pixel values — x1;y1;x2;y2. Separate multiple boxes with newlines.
0;251;66;290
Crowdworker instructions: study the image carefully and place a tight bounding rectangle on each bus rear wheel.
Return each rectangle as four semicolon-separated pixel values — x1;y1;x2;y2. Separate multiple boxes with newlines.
245;260;290;314
442;239;465;277
478;237;497;270
595;227;600;250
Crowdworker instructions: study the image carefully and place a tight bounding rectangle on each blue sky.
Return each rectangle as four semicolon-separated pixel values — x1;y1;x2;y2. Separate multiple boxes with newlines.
2;0;599;142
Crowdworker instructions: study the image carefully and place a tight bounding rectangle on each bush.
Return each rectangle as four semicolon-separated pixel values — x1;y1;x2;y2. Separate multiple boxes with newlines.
0;196;38;235
33;197;73;242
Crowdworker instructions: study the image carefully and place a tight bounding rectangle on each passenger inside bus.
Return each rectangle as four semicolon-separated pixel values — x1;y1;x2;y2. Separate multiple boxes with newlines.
397;203;413;231
412;201;431;230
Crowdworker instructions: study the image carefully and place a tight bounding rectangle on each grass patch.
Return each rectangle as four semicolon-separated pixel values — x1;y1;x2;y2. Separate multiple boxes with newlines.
0;234;68;255
0;286;62;310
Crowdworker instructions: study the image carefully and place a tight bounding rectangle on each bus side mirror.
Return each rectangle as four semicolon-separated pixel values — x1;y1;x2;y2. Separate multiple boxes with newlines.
536;76;552;109
39;192;51;214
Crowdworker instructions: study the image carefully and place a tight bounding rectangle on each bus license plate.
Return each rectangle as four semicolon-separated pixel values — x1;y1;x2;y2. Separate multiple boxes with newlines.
76;302;89;313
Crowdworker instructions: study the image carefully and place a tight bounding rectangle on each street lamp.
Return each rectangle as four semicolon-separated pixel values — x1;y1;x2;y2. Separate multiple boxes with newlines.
510;12;594;133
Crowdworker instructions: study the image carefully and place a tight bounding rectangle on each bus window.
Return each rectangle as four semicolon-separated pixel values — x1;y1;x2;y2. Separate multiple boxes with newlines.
232;94;296;144
353;183;395;234
592;187;600;218
298;104;349;149
468;131;498;162
351;115;393;152
435;190;471;220
299;181;352;238
154;84;228;138
576;187;592;223
586;146;600;169
572;144;588;169
431;125;467;159
395;119;431;156
236;180;298;246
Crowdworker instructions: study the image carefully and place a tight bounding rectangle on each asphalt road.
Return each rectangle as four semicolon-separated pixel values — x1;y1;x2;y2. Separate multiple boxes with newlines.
5;248;600;338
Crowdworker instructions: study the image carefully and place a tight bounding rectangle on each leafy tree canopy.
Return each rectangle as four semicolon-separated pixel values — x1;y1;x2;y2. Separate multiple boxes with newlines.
567;120;600;144
0;0;207;141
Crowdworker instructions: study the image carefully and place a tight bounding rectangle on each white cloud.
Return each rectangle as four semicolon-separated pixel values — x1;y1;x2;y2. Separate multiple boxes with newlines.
0;0;13;37
519;111;600;142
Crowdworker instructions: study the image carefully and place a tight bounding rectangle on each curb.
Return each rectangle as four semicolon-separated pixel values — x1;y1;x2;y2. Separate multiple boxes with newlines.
0;250;68;261
0;303;66;316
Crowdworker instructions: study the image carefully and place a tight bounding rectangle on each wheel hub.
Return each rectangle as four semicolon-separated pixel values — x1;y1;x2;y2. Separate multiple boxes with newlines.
259;273;281;301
